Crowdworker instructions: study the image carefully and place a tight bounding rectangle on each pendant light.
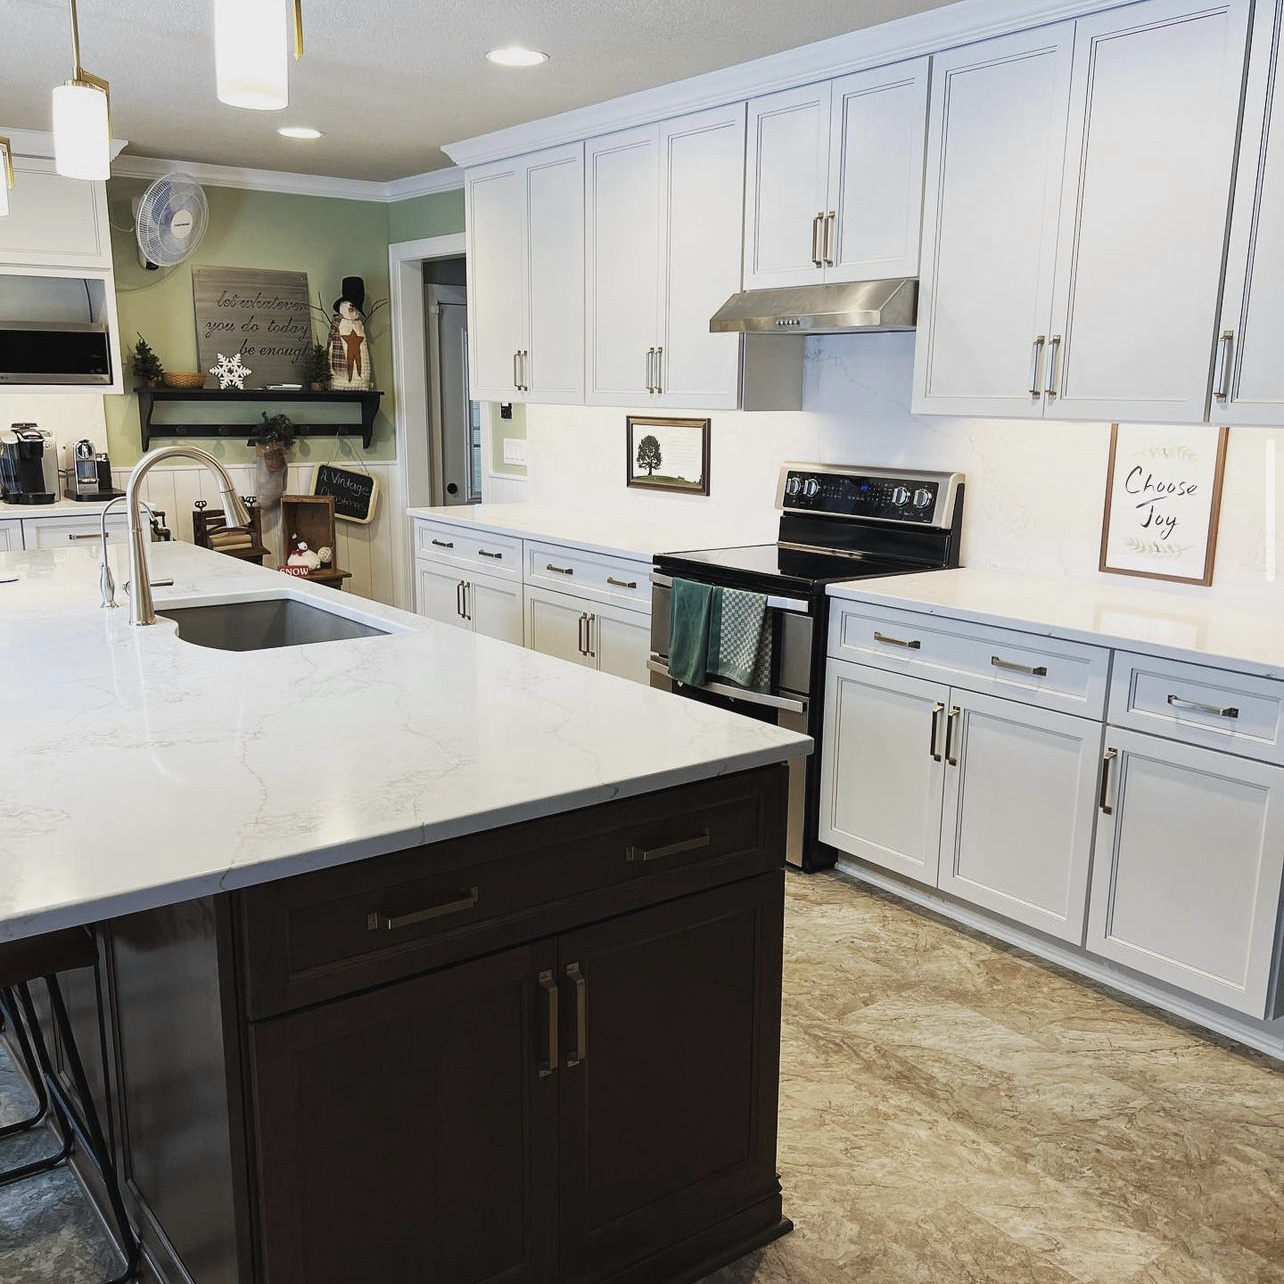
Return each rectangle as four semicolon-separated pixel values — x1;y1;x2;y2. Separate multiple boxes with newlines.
214;0;304;111
0;139;12;217
52;0;112;181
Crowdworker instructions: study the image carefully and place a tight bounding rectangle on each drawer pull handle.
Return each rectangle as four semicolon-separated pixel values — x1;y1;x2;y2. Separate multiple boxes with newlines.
991;655;1048;677
1099;748;1118;815
626;829;711;864
478;549;503;559
366;886;479;933
1166;694;1238;720
607;577;638;589
929;701;945;762
944;706;960;767
68;532;105;542
546;563;574;575
565;963;587;1067
431;538;455;549
873;631;921;650
538;970;559;1078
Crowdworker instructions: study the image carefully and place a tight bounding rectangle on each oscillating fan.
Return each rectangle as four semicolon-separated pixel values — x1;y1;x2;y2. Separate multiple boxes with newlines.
134;172;209;270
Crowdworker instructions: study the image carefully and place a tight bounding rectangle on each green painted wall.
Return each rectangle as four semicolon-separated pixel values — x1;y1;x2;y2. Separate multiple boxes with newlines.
387;188;465;245
105;180;397;466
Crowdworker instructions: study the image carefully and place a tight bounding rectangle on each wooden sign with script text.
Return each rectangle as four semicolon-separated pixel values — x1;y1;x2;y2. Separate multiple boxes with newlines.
193;267;312;389
312;464;380;524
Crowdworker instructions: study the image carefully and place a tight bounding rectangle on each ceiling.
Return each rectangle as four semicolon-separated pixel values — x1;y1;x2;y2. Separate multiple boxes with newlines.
3;0;954;182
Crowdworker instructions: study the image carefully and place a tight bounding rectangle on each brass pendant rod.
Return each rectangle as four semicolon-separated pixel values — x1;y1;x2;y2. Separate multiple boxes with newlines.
293;0;304;60
0;138;13;190
68;0;84;78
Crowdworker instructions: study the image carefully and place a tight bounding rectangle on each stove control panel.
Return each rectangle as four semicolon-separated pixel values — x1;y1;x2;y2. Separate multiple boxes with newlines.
777;465;962;526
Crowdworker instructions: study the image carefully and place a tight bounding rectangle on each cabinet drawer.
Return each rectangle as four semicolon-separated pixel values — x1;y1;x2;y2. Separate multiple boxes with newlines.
23;515;129;550
525;540;651;608
829;601;1109;717
237;765;787;1018
413;520;523;580
1108;653;1284;764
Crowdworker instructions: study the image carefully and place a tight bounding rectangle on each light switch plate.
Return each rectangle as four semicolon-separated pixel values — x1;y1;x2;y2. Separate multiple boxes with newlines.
502;438;528;466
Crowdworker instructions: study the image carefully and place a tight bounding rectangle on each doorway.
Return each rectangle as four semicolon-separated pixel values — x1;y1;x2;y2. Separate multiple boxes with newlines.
425;262;481;506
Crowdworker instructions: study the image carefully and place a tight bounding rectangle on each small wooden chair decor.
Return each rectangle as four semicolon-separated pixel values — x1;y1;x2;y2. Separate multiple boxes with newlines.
193;497;269;565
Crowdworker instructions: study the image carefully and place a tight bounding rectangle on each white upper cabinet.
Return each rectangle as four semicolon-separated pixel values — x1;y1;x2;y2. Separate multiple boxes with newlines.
744;60;929;291
465;144;584;405
1215;0;1284;426
0;157;113;271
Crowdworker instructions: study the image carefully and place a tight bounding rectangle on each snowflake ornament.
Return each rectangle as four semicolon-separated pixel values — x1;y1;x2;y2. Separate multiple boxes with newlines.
210;352;252;390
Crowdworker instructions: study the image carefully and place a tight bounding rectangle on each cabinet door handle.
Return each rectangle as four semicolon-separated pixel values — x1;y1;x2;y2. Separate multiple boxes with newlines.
811;213;824;267
546;562;574;575
367;886;479;932
1213;329;1233;402
577;612;588;656
929;701;945;762
991;655;1048;677
538;970;559;1078
823;211;837;266
431;538;455;549
645;347;656;394
477;549;503;560
873;630;921;650
456;580;466;619
944;706;960;767
626;829;711;863
1044;334;1062;398
1166;694;1238;719
1099;747;1118;815
1029;336;1046;397
514;350;522;391
565;963;587;1067
606;576;637;589
653;348;663;395
585;613;597;658
68;531;105;542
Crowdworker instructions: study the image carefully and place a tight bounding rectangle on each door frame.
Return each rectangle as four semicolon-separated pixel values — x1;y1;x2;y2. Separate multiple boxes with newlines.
389;231;467;610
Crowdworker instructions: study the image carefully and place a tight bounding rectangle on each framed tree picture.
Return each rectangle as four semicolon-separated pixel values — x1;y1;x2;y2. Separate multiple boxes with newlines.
1099;423;1229;586
625;416;711;495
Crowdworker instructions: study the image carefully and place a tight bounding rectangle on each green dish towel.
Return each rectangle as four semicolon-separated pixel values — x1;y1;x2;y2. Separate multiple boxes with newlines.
668;578;714;686
708;587;773;692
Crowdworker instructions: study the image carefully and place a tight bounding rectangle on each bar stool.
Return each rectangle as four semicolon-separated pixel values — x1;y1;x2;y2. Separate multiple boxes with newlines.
0;927;140;1283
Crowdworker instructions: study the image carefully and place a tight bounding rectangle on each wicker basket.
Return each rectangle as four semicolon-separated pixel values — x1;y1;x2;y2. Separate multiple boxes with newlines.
162;371;208;389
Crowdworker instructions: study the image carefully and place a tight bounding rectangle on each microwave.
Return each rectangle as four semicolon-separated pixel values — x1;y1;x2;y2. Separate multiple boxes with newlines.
0;321;113;386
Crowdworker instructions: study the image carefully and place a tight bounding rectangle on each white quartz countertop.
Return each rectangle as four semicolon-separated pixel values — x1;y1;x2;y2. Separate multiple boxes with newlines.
406;503;775;561
0;542;809;944
0;496;120;519
829;568;1284;678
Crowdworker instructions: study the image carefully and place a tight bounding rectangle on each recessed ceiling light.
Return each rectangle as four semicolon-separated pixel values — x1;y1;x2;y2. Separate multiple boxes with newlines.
278;126;324;140
485;46;549;68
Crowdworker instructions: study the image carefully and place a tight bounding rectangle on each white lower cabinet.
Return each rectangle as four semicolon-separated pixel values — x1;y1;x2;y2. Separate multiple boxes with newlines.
523;586;650;683
1087;728;1284;1017
525;585;595;670
416;562;523;646
0;520;20;552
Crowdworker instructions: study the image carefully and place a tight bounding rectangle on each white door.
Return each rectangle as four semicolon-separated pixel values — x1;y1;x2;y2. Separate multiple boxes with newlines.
465;160;526;402
743;82;832;289
0;521;21;553
1216;0;1284;426
524;143;585;404
0;158;112;269
523;586;595;669
827;59;929;283
938;692;1102;944
588;600;652;684
655;104;747;411
1045;0;1251;423
585;127;660;406
1088;729;1284;1017
819;660;948;885
912;23;1075;418
415;563;470;631
468;572;524;647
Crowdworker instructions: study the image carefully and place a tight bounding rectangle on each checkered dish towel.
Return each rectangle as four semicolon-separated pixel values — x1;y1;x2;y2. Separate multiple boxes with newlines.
708;586;773;693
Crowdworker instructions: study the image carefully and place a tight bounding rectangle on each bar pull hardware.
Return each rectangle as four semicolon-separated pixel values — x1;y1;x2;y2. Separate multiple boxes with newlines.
653;347;663;394
944;706;960;767
1099;748;1118;815
367;886;480;933
811;213;824;267
477;549;503;559
462;581;471;621
646;347;657;394
607;577;637;589
456;580;466;619
577;612;589;656
68;532;105;541
546;563;574;575
585;613;597;659
1214;330;1234;402
930;701;945;762
1044;334;1062;398
565;963;587;1067
991;655;1048;677
514;350;521;391
627;829;711;863
538;970;559;1078
823;211;837;266
1029;336;1046;397
1167;694;1239;719
518;350;530;393
873;631;921;650
431;538;455;549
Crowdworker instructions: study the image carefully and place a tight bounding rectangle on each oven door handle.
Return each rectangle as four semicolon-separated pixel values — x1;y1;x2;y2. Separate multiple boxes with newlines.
647;658;809;715
650;571;811;616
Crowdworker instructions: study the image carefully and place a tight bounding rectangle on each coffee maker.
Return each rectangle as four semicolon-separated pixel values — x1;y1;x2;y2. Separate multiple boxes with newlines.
0;424;58;505
65;438;122;501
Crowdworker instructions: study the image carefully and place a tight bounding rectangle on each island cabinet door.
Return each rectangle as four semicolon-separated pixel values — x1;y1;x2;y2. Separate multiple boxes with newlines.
468;571;525;646
415;562;470;630
250;941;559;1284
556;872;786;1284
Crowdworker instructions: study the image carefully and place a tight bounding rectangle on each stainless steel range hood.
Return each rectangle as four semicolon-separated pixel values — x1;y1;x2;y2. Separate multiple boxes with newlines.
710;279;917;335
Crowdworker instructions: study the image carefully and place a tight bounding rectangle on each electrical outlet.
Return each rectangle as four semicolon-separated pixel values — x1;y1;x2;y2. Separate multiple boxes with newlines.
499;402;513;420
503;438;528;467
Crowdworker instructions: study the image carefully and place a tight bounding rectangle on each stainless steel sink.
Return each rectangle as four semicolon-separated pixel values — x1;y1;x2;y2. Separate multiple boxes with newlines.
158;598;390;651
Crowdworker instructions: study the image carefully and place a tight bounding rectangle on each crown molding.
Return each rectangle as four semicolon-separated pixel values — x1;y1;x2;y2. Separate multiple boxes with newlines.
384;166;464;201
442;0;1131;168
2;126;128;162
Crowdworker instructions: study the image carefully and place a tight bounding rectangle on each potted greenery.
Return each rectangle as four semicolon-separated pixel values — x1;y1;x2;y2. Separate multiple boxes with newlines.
249;411;297;510
302;342;330;391
131;334;165;389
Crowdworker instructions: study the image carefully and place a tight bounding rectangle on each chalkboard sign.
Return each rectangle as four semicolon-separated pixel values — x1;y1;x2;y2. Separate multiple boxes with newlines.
312;464;379;525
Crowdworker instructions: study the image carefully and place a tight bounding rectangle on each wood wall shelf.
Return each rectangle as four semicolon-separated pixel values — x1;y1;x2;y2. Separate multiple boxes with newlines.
137;389;382;452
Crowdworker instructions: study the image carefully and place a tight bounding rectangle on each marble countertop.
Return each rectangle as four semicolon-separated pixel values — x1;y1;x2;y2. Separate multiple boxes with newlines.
0;542;809;944
829;568;1284;677
0;496;120;519
406;503;776;561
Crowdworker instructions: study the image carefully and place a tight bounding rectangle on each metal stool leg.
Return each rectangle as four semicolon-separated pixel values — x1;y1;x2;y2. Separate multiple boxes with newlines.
0;983;74;1186
0;985;54;1137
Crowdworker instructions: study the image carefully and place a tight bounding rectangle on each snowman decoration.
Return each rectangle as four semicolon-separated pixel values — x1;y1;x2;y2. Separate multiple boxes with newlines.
327;277;373;392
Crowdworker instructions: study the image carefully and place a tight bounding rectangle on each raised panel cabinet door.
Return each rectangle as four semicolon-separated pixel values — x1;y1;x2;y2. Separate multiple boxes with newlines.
827;58;930;282
557;873;786;1284
415;562;471;631
1216;0;1284;426
466;160;527;402
743;81;833;289
0;521;20;552
585;126;661;406
468;571;525;647
938;692;1103;943
250;942;559;1284
1046;0;1251;422
587;601;651;684
524;143;586;404
655;103;747;410
523;586;595;669
0;159;111;268
1087;729;1284;1018
818;659;949;885
912;24;1075;417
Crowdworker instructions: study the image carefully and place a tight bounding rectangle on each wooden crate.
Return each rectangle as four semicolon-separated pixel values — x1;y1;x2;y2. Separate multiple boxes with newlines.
280;494;337;562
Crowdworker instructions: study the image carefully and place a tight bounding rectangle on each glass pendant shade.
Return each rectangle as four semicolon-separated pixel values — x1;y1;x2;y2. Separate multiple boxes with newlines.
215;0;290;110
53;82;111;180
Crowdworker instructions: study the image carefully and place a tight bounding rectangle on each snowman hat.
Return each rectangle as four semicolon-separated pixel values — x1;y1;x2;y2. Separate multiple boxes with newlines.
332;276;366;315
